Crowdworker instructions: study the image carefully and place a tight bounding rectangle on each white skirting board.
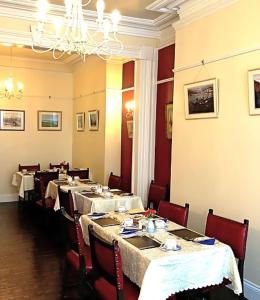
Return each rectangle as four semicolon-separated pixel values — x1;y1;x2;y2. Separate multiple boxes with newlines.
244;280;260;300
0;193;18;203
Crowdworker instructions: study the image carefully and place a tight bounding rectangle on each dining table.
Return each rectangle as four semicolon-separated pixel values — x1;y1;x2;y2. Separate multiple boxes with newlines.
80;212;242;300
74;190;144;214
12;171;35;199
45;179;99;211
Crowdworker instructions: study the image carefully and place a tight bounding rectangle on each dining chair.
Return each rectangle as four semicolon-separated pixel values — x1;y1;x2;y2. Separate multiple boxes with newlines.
33;171;59;224
147;180;168;210
108;172;122;190
158;201;189;227
58;188;76;218
88;224;140;300
49;162;70;170
61;208;92;298
67;168;89;179
196;209;249;299
18;163;40;172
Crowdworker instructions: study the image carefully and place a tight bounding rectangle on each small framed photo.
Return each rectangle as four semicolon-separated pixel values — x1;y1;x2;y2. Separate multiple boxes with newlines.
184;78;218;119
38;111;62;131
88;110;99;131
127;120;133;138
165;102;173;139
0;110;25;131
76;112;85;131
248;69;260;115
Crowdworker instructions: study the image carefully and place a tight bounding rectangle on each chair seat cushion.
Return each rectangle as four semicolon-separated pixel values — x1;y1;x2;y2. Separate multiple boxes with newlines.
66;246;92;272
94;275;139;300
35;197;55;209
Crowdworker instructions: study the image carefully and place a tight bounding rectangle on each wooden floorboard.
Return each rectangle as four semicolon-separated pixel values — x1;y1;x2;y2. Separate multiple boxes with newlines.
0;202;242;300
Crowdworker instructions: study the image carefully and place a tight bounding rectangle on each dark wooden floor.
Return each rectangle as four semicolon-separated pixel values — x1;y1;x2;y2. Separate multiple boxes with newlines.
0;202;241;300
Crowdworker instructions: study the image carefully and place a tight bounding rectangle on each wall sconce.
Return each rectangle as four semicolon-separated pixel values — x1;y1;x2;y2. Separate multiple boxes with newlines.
125;100;135;119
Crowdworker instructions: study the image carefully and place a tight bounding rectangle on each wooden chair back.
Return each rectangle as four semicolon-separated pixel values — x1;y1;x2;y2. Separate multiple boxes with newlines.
19;163;40;172
147;180;168;210
158;202;189;227
108;172;121;190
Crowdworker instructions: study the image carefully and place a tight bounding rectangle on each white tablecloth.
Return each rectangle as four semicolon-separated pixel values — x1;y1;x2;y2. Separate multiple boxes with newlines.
75;192;144;214
12;172;34;198
45;181;98;211
80;213;242;300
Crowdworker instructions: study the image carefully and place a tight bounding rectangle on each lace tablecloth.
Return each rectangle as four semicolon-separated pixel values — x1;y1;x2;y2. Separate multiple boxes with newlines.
45;181;98;211
80;213;242;300
75;192;144;214
12;172;34;198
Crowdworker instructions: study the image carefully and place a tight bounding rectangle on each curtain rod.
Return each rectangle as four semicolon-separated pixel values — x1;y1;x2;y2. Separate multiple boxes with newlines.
172;45;260;73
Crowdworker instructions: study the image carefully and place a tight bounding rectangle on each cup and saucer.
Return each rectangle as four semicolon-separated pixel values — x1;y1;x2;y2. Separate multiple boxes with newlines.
160;238;181;252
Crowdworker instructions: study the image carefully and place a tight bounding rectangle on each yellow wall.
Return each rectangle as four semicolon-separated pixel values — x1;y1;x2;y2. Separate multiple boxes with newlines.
172;0;260;285
72;57;122;185
104;61;122;184
72;56;106;184
0;58;73;200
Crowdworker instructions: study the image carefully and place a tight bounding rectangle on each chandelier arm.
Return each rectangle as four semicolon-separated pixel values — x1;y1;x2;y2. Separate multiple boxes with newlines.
82;0;92;7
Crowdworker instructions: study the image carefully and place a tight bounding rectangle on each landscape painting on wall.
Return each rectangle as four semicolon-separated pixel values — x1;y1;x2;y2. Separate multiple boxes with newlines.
0;110;25;131
38;111;62;131
248;69;260;115
184;78;218;119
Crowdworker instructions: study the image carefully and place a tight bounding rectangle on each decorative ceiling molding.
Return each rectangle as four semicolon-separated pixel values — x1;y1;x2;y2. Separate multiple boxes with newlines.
0;0;161;39
173;0;239;29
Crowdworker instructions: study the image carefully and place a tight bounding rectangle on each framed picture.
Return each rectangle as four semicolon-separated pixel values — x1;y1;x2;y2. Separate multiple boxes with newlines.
127;120;133;138
0;110;25;131
165;102;173;139
248;69;260;115
88;110;99;131
38;111;62;131
184;78;218;119
76;112;85;131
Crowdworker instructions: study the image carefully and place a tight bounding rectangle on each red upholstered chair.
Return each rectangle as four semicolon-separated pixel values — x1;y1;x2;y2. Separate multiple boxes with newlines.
34;171;59;208
49;162;70;170
147;180;168;210
19;163;40;172
58;188;76;218
158;202;189;227
88;224;140;300
61;208;92;298
108;172;122;190
198;209;249;299
67;168;89;179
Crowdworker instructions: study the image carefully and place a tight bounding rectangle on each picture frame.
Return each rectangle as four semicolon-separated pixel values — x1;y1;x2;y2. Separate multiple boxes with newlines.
127;120;133;138
248;69;260;115
0;110;25;131
38;111;62;131
184;78;218;119
165;102;173;139
76;112;85;131
88;110;99;131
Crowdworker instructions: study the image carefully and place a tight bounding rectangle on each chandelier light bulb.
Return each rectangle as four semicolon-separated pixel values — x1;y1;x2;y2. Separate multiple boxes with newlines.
37;0;49;21
111;9;121;25
103;19;111;39
53;18;63;36
96;0;105;13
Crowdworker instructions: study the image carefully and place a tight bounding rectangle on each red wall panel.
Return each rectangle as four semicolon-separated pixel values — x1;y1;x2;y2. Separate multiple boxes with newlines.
122;61;135;89
157;44;175;81
121;61;135;192
154;81;173;186
154;44;175;190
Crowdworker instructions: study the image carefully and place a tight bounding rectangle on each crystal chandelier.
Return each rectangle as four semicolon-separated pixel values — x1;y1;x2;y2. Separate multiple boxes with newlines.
31;0;123;61
0;77;24;100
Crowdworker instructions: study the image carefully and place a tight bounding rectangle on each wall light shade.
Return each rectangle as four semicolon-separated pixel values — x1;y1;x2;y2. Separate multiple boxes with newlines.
0;77;24;100
125;100;135;119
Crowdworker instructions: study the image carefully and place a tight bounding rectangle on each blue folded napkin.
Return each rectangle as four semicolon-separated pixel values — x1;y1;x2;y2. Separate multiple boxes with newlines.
197;238;215;245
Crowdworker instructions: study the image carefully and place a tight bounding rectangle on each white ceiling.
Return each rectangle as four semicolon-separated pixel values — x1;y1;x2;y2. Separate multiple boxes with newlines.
50;0;163;20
